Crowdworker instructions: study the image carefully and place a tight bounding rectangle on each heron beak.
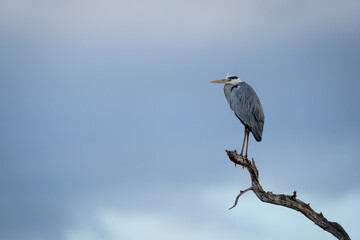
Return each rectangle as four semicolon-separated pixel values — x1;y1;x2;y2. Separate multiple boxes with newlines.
210;79;227;84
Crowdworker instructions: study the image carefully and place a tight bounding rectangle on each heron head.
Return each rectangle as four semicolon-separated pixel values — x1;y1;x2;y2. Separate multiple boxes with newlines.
210;75;241;85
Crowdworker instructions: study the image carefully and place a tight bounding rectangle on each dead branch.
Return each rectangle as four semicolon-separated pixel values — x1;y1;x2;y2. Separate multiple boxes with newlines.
226;150;350;240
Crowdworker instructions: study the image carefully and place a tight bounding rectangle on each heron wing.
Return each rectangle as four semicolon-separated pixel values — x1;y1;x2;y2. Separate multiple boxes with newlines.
229;82;265;141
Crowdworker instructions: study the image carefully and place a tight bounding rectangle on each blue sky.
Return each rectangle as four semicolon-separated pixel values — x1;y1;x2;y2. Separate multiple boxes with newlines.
1;1;360;239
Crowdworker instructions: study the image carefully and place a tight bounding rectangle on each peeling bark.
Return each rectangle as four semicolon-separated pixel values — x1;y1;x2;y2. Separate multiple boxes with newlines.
226;150;350;240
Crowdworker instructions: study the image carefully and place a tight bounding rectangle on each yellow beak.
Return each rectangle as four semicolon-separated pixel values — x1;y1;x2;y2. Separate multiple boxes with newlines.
210;79;227;84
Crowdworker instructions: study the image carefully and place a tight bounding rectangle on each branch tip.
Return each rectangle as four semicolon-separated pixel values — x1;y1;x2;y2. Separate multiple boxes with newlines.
229;187;252;210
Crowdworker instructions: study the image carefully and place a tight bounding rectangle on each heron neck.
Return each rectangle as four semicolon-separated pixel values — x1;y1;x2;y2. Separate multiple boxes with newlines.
224;84;233;106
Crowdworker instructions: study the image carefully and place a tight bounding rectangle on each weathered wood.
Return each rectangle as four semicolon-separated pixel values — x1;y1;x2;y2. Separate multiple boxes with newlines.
226;150;350;240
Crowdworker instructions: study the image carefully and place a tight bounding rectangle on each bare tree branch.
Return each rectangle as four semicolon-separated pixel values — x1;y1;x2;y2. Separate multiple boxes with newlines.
226;150;350;240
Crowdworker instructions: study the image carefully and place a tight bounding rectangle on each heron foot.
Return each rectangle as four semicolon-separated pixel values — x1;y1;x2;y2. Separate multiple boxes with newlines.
239;153;248;161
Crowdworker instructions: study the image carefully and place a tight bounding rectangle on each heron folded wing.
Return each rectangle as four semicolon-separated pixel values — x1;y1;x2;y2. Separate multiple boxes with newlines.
229;82;265;142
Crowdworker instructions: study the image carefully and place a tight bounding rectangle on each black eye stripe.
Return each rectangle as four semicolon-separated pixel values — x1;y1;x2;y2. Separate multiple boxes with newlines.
228;76;238;80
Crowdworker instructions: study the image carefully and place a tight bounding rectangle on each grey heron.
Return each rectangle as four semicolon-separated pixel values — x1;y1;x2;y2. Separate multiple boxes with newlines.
211;75;264;159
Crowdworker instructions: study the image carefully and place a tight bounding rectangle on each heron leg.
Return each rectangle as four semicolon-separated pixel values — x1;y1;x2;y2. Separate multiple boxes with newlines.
244;129;249;160
239;129;247;157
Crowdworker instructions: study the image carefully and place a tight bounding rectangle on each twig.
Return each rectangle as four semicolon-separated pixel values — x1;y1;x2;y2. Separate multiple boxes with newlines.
225;150;350;240
229;187;253;210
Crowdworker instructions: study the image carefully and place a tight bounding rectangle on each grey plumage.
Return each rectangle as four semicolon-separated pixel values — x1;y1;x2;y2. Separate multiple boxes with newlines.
224;82;264;142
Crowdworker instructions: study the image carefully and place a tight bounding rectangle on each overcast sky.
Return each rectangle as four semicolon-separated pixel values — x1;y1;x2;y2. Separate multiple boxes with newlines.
1;1;360;240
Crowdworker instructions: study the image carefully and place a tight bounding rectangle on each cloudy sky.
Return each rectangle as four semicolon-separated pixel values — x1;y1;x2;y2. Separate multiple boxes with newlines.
1;0;359;239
